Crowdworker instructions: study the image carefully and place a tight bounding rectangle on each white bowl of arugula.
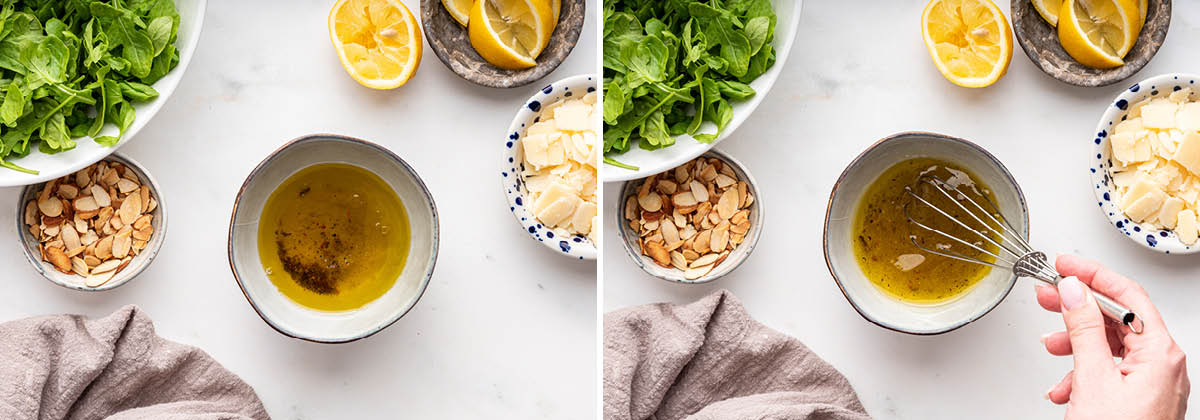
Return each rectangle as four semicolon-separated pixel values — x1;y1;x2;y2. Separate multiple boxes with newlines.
0;0;205;186
601;0;801;182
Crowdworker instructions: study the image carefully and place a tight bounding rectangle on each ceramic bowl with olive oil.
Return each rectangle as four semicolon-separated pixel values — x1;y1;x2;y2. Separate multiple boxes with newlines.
823;132;1029;335
229;134;439;343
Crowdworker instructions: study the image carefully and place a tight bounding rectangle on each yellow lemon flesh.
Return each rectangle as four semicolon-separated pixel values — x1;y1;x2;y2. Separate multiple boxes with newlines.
468;0;553;69
1032;0;1063;26
330;0;423;89
921;0;1013;88
1057;0;1139;69
442;0;472;26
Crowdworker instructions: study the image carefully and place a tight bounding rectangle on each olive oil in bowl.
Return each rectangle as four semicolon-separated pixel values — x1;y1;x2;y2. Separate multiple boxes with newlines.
851;158;1000;304
257;163;411;312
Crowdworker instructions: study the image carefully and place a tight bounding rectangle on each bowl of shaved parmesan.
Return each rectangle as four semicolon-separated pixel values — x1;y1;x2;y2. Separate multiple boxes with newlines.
500;74;599;260
1093;73;1200;254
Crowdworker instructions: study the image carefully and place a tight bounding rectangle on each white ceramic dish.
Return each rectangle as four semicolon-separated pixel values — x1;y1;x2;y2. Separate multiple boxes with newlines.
502;74;598;260
228;135;439;343
1091;73;1200;255
616;148;763;283
823;132;1028;335
16;153;167;291
0;0;206;187
600;0;803;183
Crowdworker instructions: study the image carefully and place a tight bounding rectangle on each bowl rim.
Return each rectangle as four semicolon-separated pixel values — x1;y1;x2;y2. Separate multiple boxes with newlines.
0;0;208;187
1090;72;1200;255
502;73;598;260
419;0;584;88
600;0;804;182
822;131;1029;335
227;133;441;344
16;152;168;291
615;147;764;284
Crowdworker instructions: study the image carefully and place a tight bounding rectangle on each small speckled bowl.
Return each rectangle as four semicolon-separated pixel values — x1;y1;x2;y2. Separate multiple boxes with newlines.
502;74;597;260
615;148;764;284
16;153;167;291
420;0;585;88
229;134;439;343
1012;0;1171;87
824;132;1028;335
1091;73;1199;254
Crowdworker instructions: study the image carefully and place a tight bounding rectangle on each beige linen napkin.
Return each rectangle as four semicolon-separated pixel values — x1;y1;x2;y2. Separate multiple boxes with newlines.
605;289;871;420
0;305;269;420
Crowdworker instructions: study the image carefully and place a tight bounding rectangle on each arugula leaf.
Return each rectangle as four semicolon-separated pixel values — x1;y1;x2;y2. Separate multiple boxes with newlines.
0;0;181;173
603;0;776;167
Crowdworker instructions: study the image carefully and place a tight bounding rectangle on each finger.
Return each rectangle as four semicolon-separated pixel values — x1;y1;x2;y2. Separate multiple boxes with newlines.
1057;276;1119;380
1046;370;1073;405
1055;254;1165;332
1036;283;1061;313
1042;327;1124;356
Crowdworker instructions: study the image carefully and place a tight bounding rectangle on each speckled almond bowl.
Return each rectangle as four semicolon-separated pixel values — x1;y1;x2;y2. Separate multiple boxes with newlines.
824;132;1028;335
1090;73;1200;255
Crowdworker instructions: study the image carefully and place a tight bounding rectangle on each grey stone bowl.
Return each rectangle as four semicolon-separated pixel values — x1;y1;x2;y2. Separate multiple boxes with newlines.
420;0;585;88
1012;0;1171;87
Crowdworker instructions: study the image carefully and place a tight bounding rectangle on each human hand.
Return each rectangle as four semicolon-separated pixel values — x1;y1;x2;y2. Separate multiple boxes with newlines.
1033;254;1189;420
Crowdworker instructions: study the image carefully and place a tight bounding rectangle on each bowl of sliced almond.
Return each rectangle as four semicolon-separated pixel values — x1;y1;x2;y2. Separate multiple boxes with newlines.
616;149;763;284
16;154;165;291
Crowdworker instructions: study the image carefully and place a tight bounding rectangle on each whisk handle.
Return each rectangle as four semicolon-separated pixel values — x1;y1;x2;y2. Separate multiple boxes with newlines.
1061;276;1144;334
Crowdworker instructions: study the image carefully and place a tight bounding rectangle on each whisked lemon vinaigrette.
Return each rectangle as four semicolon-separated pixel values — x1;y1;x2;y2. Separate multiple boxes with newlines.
851;158;1001;304
257;163;411;312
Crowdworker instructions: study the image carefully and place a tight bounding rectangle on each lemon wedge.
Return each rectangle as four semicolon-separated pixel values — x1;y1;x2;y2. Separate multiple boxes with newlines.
329;0;423;89
921;0;1013;88
1057;0;1140;68
468;0;553;69
442;0;472;26
1032;0;1063;26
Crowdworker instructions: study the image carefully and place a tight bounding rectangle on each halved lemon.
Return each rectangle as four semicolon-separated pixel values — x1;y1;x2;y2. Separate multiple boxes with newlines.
468;0;553;69
921;0;1013;88
1057;0;1140;68
442;0;472;26
329;0;423;89
1032;0;1063;26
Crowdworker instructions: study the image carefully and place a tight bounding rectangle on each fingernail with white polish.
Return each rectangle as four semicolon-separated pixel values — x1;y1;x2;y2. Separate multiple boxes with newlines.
1058;276;1086;311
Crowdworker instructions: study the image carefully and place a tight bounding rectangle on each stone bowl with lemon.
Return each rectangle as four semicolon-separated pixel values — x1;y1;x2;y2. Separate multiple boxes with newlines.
1013;0;1171;86
421;0;585;88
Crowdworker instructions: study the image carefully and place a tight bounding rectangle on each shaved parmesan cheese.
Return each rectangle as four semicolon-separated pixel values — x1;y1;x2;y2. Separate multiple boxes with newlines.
516;93;599;241
1179;210;1199;245
1173;132;1200;176
1126;189;1167;223
1159;197;1186;229
1142;102;1179;129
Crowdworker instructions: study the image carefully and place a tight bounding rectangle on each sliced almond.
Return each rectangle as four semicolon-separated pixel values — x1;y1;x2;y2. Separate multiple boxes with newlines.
710;222;729;253
90;185;111;207
139;187;149;212
737;181;748;208
92;259;122;274
672;191;697;207
645;240;670;268
145;198;157;213
114;257;132;274
682;249;700;261
743;193;754;209
75;170;90;188
133;226;153;241
731;209;750;226
84;255;101;267
699;164;717;182
97;207;114;228
38;196;63;217
74;196;99;212
117;178;139;194
101;169;119;187
60;225;81;250
660;219;680;244
689;180;709;202
680;225;697;240
664;240;684;252
624;196;637;221
57;184;78;200
118;193;141;225
684;264;713;280
23;200;37;226
85;270;116;288
656;179;677;195
715;174;736;189
716;189;739;219
691;253;720;268
133;214;153;231
43;224;60;238
95;236;113;260
71;257;89;276
670;251;688;270
693;230;711;254
46;247;71;274
38;180;55;201
731;221;751;234
112;227;132;259
637;192;662;212
673;165;689;184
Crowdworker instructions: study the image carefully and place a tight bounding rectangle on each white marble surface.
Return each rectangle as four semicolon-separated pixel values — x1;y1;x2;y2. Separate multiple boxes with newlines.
604;1;1200;418
0;0;597;418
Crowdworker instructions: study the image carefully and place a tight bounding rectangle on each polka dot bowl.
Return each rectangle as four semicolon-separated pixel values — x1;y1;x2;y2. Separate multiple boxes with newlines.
500;74;598;260
1091;73;1200;255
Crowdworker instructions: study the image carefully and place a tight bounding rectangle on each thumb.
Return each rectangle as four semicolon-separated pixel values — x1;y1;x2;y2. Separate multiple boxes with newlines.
1057;276;1118;381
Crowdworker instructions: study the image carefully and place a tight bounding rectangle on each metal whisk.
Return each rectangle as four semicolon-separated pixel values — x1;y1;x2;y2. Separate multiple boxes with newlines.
903;175;1143;334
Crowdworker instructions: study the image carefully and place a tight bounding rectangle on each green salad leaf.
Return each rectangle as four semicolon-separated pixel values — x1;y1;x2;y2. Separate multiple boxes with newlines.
0;0;181;174
603;0;776;169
